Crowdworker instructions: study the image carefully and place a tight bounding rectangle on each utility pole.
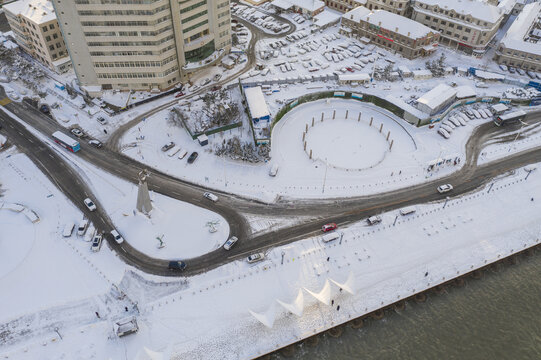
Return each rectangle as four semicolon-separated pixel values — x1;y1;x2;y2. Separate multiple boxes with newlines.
443;196;450;209
322;158;328;194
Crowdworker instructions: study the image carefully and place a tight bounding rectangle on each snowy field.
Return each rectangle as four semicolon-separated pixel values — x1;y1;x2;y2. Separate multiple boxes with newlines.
3;155;539;359
121;98;487;201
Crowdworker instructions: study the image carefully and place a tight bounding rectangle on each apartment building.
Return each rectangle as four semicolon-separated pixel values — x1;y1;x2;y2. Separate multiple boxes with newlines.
494;2;541;72
411;0;504;56
4;0;71;73
51;0;232;95
363;0;411;16
324;0;366;13
340;6;439;59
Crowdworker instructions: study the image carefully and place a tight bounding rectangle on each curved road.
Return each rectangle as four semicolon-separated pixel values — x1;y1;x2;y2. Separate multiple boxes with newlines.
1;89;541;276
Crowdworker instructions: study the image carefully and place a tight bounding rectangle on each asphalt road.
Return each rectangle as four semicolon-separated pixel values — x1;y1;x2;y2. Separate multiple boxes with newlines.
1;87;541;276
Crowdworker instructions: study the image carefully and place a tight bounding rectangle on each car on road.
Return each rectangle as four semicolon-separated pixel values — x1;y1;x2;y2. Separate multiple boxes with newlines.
210;85;222;92
168;260;187;271
321;223;337;232
70;128;84;138
187;151;198;164
84;198;97;211
96;116;107;125
110;229;124;244
437;184;454;194
175;91;185;98
213;74;222;81
91;233;103;252
223;236;238;250
88;139;103;148
203;192;218;202
77;220;89;236
367;215;382;225
161;141;175;152
200;78;211;86
247;252;265;263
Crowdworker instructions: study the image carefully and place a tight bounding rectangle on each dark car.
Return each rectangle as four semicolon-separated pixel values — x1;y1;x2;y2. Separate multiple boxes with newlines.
187;151;198;164
161;141;175;152
168;261;187;271
40;104;50;114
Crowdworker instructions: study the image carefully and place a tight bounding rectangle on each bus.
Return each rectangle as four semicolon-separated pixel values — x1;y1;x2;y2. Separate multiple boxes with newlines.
494;110;527;127
52;131;80;152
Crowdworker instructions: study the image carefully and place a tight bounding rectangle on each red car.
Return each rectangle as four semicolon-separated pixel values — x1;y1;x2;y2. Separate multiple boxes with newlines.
346;67;354;72
322;223;337;232
175;92;185;98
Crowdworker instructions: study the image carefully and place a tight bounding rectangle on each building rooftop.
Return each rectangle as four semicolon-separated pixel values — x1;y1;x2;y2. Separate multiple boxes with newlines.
500;2;541;57
271;0;325;12
4;0;56;24
244;87;270;120
343;7;436;39
413;0;503;24
417;84;457;111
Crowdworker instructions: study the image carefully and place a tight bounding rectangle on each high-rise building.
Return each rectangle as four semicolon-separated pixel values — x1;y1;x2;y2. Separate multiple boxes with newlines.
51;0;232;95
4;0;71;73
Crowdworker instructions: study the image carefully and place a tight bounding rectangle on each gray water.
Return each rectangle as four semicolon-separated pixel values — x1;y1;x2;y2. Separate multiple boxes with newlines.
273;249;541;360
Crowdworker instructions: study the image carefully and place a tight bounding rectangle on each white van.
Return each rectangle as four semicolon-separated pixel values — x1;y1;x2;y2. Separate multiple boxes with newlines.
63;222;75;237
269;164;279;177
399;206;417;216
322;232;341;243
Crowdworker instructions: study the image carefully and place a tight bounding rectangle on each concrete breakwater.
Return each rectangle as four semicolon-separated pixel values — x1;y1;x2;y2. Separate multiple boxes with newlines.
257;239;541;359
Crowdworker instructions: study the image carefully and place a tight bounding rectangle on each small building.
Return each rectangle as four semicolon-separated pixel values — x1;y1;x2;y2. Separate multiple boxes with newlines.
197;134;209;146
455;85;476;100
221;56;236;70
244;86;271;123
416;84;457;115
491;103;509;115
398;66;412;77
115;317;139;337
338;73;371;84
271;0;325;17
412;69;433;80
340;6;440;59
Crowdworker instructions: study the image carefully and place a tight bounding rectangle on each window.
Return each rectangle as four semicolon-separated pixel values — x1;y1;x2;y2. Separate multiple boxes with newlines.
49;24;54;30
46;35;51;41
53;33;58;39
42;26;48;32
465;28;471;33
49;45;55;50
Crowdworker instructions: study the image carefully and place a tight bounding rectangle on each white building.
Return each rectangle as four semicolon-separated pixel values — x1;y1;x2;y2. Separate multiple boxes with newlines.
51;0;232;95
416;84;457;115
494;2;541;73
4;0;71;73
271;0;326;17
244;86;270;123
411;0;504;56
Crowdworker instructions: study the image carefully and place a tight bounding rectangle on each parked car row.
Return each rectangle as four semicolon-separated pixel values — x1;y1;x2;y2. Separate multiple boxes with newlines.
499;64;541;80
161;142;198;163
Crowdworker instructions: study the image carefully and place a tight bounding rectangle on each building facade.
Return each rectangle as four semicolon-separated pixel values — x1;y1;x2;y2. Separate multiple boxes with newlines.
494;2;541;72
340;6;440;59
4;0;71;73
411;0;504;56
363;0;411;16
324;0;366;13
51;0;232;94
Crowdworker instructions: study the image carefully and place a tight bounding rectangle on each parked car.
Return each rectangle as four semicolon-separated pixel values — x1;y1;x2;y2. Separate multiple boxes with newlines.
110;229;124;244
161;142;175;152
40;104;50;114
84;198;97;211
213;74;222;81
200;78;211;86
498;64;508;72
96;116;108;125
91;233;103;252
203;192;218;202
70;128;84;138
77;220;89;236
437;184;453;194
175;91;185;98
187;151;198;164
367;215;382;225
168;260;187;271
247;252;265;263
321;223;337;232
508;67;516;73
223;236;238;250
516;68;525;76
88;139;103;148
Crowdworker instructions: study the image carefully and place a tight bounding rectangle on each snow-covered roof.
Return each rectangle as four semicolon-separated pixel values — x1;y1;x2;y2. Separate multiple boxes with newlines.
3;0;57;24
398;66;412;74
455;85;476;99
414;0;503;24
343;7;435;39
412;69;432;76
244;86;270;119
271;0;325;12
497;0;517;15
417;84;457;111
475;70;505;80
385;95;429;119
313;9;341;28
338;73;370;82
500;2;541;57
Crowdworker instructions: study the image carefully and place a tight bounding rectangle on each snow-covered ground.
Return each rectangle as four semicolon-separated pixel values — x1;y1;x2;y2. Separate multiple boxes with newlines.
3;147;539;359
120;97;488;201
